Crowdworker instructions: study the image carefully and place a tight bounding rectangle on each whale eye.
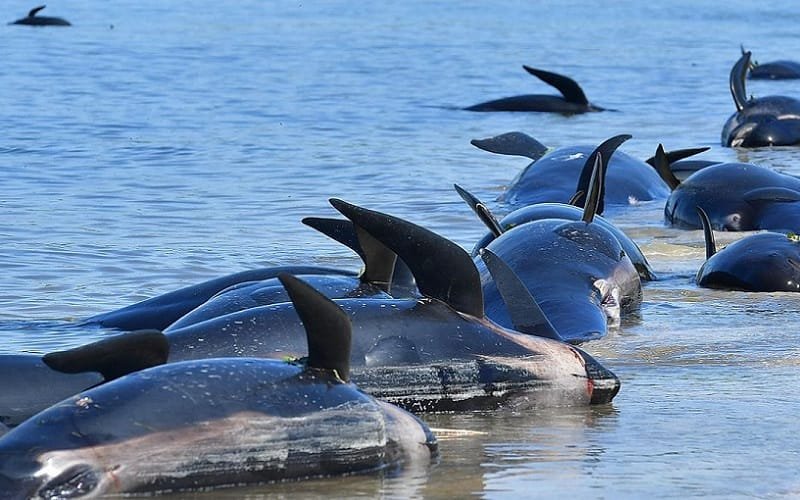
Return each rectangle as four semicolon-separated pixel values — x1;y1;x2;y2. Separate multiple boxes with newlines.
38;465;99;499
723;213;742;231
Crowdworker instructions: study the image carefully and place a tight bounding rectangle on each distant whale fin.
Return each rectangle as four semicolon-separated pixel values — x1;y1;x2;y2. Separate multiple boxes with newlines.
453;184;504;237
582;153;604;223
649;144;681;190
329;198;484;317
573;134;631;212
695;207;716;259
302;217;396;292
469;131;548;161
29;5;46;17
278;273;351;382
523;65;589;105
42;330;169;382
645;146;711;168
479;249;562;341
744;187;800;204
731;51;752;112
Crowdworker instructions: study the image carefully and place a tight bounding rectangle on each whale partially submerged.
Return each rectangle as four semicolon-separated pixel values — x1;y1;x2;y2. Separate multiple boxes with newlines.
0;274;437;497
722;51;800;147
695;207;800;291
9;5;70;26
465;66;605;113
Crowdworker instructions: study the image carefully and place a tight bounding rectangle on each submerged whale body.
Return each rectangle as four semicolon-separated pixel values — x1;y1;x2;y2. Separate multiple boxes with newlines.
0;275;437;497
465;66;605;113
10;5;70;26
722;51;800;147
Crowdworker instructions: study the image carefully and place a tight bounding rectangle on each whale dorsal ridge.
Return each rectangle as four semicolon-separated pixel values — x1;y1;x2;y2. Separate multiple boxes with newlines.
42;330;169;382
479;249;562;341
470;132;548;161
329;198;484;317
278;273;351;382
454;184;504;237
731;51;752;112
695;207;717;259
523;66;589;105
302;217;396;291
573;134;631;213
29;5;46;17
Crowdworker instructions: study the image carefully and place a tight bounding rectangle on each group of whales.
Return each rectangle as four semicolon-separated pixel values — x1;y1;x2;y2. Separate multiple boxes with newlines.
0;160;625;496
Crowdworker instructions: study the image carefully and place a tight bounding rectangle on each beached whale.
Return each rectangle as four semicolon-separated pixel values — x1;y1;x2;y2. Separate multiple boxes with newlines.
0;274;437;497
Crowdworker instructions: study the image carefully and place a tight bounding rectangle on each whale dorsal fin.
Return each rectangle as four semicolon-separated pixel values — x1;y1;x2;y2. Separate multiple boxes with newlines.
29;5;46;17
278;273;351;382
568;190;585;206
330;198;484;317
453;184;504;237
731;51;752;112
479;249;562;341
302;217;396;292
650;144;682;190
470;132;548;161
42;330;169;382
744;187;800;204
582;153;604;223
695;207;716;259
645;146;711;168
523;66;589;105
573;134;631;212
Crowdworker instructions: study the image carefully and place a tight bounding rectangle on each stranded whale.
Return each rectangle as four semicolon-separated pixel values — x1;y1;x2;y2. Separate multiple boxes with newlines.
0;274;437;497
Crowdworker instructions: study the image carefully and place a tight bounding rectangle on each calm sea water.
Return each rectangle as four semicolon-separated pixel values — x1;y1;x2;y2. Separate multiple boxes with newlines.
3;0;800;497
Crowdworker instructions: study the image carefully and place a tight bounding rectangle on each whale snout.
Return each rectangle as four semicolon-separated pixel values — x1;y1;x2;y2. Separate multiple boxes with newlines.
575;348;621;405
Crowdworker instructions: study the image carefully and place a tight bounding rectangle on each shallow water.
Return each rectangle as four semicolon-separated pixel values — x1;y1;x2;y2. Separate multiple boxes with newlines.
3;0;800;497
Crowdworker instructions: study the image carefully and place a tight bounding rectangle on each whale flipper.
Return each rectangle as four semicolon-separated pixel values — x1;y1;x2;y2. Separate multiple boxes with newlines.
470;132;548;161
744;187;800;204
731;51;752;112
42;330;169;382
29;5;46;17
573;134;631;212
479;249;561;341
329;198;484;317
523;66;589;105
696;207;717;259
278;273;351;381
454;184;504;237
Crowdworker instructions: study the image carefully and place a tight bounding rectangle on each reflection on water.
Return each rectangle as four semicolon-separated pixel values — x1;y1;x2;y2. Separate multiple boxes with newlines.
3;0;800;497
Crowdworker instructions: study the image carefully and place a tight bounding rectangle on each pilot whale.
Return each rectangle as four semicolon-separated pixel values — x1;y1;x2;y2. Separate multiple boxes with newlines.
465;66;605;113
472;154;642;343
695;207;800;291
83;218;414;332
0;274;437;497
471;132;674;210
722;50;800;147
651;145;800;231
9;5;70;26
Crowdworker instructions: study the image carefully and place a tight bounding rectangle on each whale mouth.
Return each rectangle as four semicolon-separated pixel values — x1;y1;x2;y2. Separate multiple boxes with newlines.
575;348;620;405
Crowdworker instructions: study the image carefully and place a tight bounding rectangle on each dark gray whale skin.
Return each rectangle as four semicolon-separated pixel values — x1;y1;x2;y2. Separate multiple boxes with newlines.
749;60;800;80
9;5;70;26
697;232;800;292
476;218;642;344
470;202;657;281
82;265;356;332
722;51;800;147
664;162;800;231
0;358;437;497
